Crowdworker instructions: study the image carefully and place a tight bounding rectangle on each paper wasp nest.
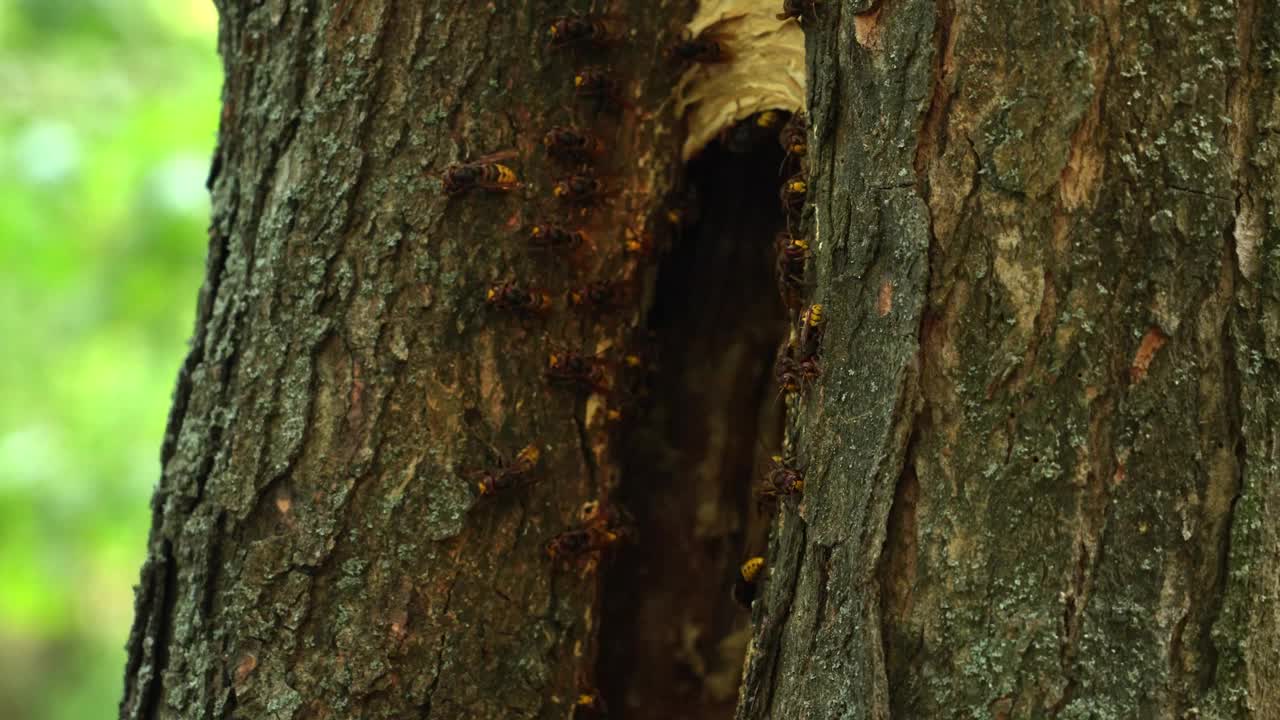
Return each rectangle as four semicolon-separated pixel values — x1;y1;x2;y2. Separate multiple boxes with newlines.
674;0;807;160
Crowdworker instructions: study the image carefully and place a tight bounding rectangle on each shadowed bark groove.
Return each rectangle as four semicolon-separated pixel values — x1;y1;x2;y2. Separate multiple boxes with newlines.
598;142;788;719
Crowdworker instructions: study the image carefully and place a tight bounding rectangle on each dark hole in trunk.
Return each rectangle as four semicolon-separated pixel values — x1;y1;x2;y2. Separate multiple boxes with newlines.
596;139;789;718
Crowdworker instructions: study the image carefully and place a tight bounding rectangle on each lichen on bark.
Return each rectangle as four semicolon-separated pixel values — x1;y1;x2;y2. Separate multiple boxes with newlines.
122;0;1280;718
738;0;1280;718
122;0;693;717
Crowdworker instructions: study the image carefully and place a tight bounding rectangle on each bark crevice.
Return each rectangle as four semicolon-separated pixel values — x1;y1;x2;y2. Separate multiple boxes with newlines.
597;140;788;719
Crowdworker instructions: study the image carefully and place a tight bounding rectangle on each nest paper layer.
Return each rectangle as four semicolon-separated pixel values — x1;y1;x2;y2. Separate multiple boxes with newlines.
675;0;806;160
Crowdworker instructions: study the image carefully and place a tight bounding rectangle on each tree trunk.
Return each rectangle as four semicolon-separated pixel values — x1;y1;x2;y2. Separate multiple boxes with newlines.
737;1;1280;718
119;0;693;717
122;0;1280;719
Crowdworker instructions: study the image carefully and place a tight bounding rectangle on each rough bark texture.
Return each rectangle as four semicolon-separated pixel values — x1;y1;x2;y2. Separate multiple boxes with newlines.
120;0;693;718
738;0;1280;718
123;0;1280;718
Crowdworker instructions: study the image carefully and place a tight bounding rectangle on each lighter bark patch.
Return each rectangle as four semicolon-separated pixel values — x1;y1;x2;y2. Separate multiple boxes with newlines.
1227;0;1261;284
1156;569;1190;691
993;231;1044;338
854;6;884;50
265;133;302;217
274;492;296;530
1233;195;1262;281
475;333;506;422
584;339;614;445
675;0;806;159
1129;327;1168;384
233;652;257;686
390;608;409;642
1058;59;1105;211
347;358;365;428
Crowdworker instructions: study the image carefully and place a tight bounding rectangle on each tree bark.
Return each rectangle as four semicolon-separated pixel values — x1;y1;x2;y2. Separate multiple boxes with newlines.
122;0;1280;719
120;0;689;717
738;0;1280;718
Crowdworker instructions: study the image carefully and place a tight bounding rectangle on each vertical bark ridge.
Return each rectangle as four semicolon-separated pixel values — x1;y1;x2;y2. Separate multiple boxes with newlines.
737;1;935;718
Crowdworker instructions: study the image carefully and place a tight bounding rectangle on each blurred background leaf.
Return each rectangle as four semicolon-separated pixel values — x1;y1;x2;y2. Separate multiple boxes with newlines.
0;1;217;716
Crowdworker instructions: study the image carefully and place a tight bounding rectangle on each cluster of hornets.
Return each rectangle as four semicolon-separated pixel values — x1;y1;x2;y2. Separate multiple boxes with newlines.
734;108;824;610
439;1;820;715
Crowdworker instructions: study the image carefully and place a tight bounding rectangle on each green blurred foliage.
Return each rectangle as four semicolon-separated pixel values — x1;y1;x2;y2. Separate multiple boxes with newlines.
0;1;219;716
